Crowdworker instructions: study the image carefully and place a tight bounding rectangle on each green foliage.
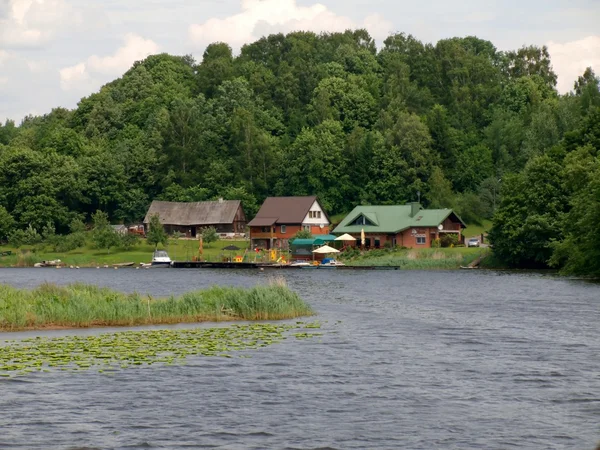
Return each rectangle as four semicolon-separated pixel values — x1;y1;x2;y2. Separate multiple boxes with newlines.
440;233;459;248
488;155;567;267
0;281;313;330
549;142;600;276
91;210;120;254
0;206;16;241
293;229;313;240
0;31;598;273
146;214;168;249
119;233;140;250
9;225;42;247
201;226;219;246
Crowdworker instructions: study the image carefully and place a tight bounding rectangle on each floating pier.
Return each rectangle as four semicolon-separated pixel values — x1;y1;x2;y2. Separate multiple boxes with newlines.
170;261;400;270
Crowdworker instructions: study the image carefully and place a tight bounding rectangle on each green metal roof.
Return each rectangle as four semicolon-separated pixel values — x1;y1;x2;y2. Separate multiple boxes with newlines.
333;205;465;234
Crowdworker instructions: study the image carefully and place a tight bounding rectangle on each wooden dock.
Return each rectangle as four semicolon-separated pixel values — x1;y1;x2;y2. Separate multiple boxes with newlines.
170;261;400;270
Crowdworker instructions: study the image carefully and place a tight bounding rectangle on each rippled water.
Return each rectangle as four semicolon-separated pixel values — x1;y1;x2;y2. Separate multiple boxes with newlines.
0;268;599;449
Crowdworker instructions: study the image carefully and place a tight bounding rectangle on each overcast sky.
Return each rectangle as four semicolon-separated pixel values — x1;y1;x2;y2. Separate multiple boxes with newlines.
0;0;599;123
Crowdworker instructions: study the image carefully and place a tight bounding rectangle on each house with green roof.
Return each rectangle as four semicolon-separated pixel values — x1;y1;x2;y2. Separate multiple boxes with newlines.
332;203;466;249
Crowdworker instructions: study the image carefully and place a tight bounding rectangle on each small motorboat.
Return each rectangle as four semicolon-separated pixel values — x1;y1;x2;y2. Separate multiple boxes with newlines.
319;258;345;268
289;260;313;267
151;250;172;267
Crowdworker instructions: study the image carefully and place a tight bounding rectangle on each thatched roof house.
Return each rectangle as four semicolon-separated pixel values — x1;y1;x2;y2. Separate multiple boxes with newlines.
143;200;246;238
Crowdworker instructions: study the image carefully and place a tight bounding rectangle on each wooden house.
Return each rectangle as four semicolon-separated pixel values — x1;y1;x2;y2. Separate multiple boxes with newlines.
333;203;466;249
143;199;246;238
248;196;330;250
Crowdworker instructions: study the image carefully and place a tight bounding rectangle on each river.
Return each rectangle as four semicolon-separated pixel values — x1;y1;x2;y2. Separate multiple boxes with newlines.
0;268;598;449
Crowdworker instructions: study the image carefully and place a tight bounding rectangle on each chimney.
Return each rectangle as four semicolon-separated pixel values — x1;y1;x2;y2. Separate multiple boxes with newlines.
218;198;224;203
410;202;421;218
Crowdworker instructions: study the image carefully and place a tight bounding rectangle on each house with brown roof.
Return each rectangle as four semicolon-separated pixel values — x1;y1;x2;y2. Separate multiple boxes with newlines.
247;196;331;250
143;199;246;238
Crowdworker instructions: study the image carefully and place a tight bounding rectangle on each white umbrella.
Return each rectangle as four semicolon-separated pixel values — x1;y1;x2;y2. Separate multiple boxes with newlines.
334;233;356;241
312;245;340;254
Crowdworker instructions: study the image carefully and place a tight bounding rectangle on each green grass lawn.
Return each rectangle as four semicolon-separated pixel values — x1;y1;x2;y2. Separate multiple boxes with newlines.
462;219;493;238
0;238;251;267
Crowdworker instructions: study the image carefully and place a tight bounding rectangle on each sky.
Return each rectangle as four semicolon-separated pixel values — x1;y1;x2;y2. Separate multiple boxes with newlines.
0;0;599;123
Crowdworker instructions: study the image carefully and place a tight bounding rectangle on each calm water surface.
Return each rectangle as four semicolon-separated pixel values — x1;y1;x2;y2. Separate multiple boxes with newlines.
0;268;598;450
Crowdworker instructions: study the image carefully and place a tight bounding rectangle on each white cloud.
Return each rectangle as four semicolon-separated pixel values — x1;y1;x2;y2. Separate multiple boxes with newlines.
59;62;90;91
59;33;159;91
0;50;10;65
0;0;80;48
87;33;160;74
547;35;600;94
188;0;392;52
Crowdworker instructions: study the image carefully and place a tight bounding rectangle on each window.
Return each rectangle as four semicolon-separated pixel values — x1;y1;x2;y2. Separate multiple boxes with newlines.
416;235;426;245
317;211;321;218
303;225;311;232
352;215;374;226
281;225;287;234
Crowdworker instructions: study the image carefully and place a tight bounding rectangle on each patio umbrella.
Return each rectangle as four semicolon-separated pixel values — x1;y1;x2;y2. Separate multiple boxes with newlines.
360;228;365;247
312;245;340;254
222;244;241;262
334;233;356;241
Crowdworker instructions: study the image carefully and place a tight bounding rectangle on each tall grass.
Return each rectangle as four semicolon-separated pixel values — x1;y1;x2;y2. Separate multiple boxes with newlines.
0;280;313;331
345;247;488;269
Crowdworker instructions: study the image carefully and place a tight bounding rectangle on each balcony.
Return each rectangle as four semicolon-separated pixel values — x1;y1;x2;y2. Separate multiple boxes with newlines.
250;232;274;239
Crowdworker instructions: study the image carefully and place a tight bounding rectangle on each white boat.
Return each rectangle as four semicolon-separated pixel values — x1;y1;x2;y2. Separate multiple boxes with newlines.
290;260;313;267
151;250;172;267
320;258;345;267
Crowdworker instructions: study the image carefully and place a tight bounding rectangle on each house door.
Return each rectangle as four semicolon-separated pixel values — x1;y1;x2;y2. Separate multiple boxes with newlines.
191;227;197;238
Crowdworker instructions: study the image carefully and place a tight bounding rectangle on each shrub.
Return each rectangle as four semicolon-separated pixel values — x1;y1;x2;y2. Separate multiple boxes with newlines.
9;225;42;247
201;226;219;246
440;234;459;248
119;233;140;250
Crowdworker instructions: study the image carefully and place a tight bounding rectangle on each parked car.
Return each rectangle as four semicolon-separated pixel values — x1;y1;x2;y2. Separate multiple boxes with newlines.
467;238;480;247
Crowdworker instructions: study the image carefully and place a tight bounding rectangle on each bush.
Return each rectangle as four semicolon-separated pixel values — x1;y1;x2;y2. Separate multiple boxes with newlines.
9;225;42;248
119;233;140;250
440;234;459;248
341;246;360;259
201;226;219;246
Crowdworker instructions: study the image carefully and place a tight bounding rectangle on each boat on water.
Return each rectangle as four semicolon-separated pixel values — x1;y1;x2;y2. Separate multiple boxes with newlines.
319;257;345;267
299;258;345;269
289;260;313;267
151;250;172;267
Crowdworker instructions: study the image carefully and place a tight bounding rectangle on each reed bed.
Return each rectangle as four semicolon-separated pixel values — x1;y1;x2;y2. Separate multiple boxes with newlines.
346;248;486;269
0;281;314;331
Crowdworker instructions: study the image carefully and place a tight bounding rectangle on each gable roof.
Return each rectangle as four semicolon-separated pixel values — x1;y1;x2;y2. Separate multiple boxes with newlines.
247;196;329;226
333;205;466;234
143;200;243;226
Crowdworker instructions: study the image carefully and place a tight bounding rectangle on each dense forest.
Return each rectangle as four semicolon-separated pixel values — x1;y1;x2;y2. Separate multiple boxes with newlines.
0;30;599;274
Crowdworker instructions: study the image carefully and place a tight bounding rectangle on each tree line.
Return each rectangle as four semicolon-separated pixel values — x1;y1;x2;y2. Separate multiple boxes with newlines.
0;30;598;274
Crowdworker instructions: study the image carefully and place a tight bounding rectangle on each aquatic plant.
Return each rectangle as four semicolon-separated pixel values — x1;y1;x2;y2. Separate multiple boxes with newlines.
345;247;487;269
0;281;314;331
0;322;323;378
